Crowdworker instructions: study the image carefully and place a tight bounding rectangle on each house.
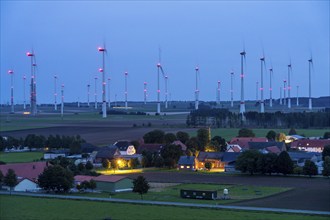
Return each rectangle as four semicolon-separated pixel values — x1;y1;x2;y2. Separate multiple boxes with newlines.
229;137;268;150
95;146;121;163
177;156;196;171
0;161;48;192
74;175;133;192
196;152;224;169
136;144;163;155
248;141;286;153
222;152;240;172
288;152;322;167
43;149;68;159
114;140;136;155
226;144;242;152
290;139;330;153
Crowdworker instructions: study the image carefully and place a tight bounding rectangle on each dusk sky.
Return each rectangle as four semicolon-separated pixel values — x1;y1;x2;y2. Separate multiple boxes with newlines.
1;1;329;104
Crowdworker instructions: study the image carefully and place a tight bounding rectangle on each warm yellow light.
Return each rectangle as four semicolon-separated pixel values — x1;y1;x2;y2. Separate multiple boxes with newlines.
23;112;30;115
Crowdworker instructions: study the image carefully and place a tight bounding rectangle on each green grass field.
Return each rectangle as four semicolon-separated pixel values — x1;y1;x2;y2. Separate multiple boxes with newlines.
78;183;290;205
0;195;327;220
0;152;43;163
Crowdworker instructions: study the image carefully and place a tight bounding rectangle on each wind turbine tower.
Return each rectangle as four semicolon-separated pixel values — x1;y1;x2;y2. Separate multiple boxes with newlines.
8;70;14;113
239;50;246;114
94;76;98;109
256;81;259;102
217;80;220;105
23;74;26;110
269;68;273;107
61;84;64;118
283;80;287;106
296;85;299;106
195;66;199;110
308;58;313;110
144;82;147;104
260;56;266;113
280;86;282;105
287;63;292;109
230;71;234;107
98;46;107;118
26;51;37;115
165;75;168;109
156;62;161;114
87;84;90;107
124;71;128;109
54;75;58;111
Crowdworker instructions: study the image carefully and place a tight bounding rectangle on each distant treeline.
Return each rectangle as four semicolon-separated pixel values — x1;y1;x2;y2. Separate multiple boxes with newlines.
103;110;147;115
186;109;330;128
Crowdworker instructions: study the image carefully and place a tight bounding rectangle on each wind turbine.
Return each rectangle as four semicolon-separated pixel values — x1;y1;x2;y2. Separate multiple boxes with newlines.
287;62;292;109
98;45;107;118
239;50;246;115
61;84;64;118
94;76;98;109
26;50;37;115
107;78;111;108
54;75;58;111
87;83;90;107
296;85;299;106
144;82;147;104
124;71;128;110
230;71;234;107
23;74;26;110
217;80;220;105
269;67;273;107
260;54;266;113
8;70;14;113
283;80;287;106
195;66;200;110
156;49;166;114
308;57;313;110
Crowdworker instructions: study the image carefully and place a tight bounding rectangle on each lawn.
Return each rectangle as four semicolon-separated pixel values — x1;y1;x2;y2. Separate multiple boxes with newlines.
74;183;291;205
0;195;327;220
0;152;43;163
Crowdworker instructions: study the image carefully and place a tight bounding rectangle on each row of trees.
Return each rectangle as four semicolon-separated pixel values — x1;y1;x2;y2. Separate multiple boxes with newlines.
187;109;330;128
236;150;330;177
0;134;86;154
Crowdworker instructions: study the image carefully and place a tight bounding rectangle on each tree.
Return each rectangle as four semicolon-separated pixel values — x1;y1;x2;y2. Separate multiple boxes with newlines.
197;128;209;151
276;151;294;175
85;161;94;170
164;133;177;144
153;155;164;168
102;159;110;170
323;132;330;139
238;128;255;137
176;131;190;144
288;128;297;135
257;153;278;175
132;175;150;200
69;140;81;155
4;169;18;194
160;144;182;168
128;158;139;169
89;179;97;191
38;165;74;193
322;145;330;160
293;166;303;176
302;160;318;177
186;137;199;153
210;136;226;152
78;163;85;172
81;180;90;190
204;161;212;170
276;133;286;142
322;156;330;177
235;150;261;175
266;130;276;141
143;129;165;144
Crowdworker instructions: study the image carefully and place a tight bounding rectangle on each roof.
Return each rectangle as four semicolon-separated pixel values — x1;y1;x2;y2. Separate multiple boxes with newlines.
221;152;240;163
172;140;187;151
197;152;224;162
265;146;281;154
291;139;330;149
229;137;268;149
288;152;320;160
96;146;120;159
136;144;163;154
248;142;285;150
227;145;242;152
0;161;48;181
81;143;98;153
114;141;132;151
74;175;129;183
178;156;195;165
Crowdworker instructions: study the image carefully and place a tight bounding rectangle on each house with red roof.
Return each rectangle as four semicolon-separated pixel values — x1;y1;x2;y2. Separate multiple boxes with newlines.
229;137;268;150
290;139;330;153
0;161;48;192
74;175;133;192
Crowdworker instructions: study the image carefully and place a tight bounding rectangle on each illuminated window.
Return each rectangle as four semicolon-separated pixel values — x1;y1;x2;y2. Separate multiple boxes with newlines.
187;166;190;169
180;166;184;168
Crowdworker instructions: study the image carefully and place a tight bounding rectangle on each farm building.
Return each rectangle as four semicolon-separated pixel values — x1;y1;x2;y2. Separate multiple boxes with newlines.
290;139;330;153
74;175;133;192
177;156;196;171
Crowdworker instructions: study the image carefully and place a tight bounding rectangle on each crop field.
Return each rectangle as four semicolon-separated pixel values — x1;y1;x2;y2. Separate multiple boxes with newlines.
0;152;43;163
0;195;327;220
75;183;291;205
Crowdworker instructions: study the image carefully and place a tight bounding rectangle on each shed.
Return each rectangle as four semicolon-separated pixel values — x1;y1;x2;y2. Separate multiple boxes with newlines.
177;156;196;171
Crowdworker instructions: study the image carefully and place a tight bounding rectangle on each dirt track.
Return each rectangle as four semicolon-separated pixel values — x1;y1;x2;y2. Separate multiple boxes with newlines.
127;172;330;211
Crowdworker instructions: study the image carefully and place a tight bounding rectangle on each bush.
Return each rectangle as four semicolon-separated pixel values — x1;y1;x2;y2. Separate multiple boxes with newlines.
293;166;303;175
